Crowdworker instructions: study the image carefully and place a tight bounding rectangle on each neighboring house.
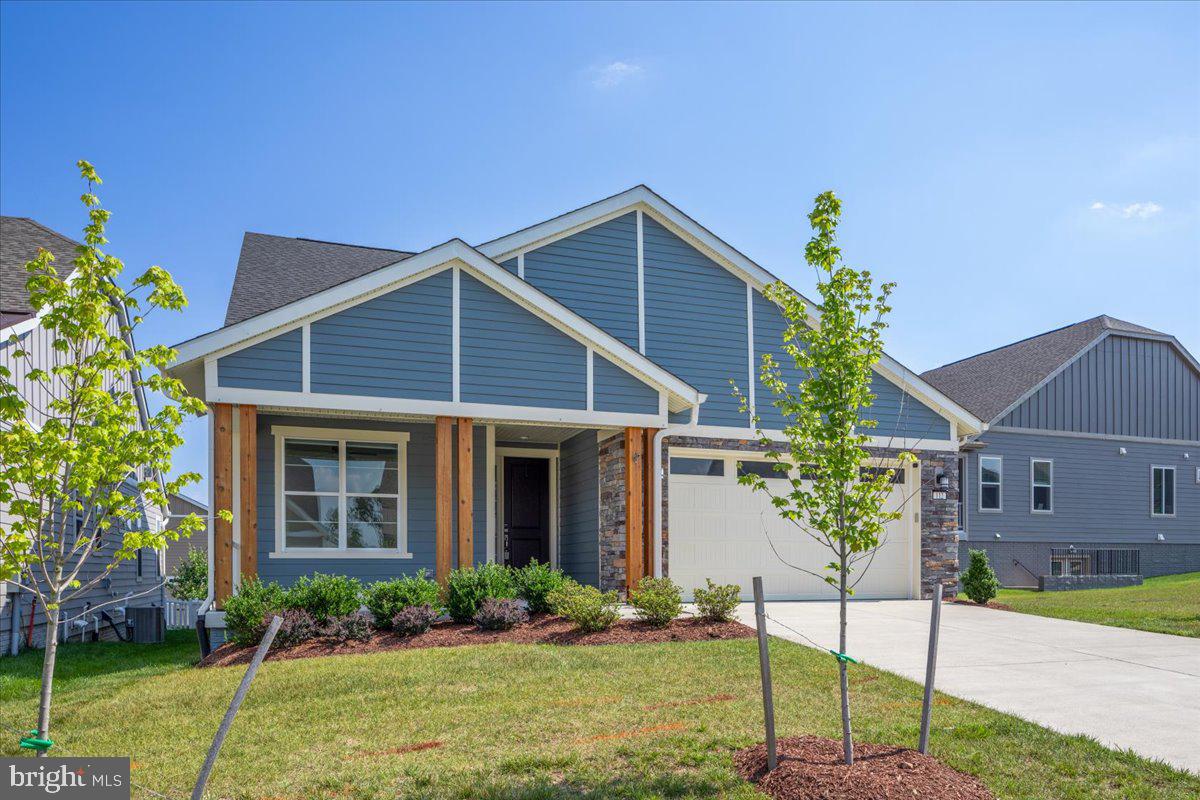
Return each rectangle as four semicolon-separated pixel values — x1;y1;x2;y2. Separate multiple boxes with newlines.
164;492;208;581
0;216;167;653
165;186;983;643
923;316;1200;587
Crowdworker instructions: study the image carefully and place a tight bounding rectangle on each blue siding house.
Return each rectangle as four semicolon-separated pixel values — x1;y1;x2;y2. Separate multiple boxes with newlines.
923;316;1200;586
166;186;985;642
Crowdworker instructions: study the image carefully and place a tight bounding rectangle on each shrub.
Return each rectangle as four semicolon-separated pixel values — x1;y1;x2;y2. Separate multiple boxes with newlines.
962;549;1000;605
271;609;319;648
693;579;741;622
629;576;683;627
549;582;619;633
444;563;517;623
169;547;208;601
473;598;529;631
324;611;372;642
512;560;568;614
392;604;439;636
284;573;363;623
223;578;285;647
365;571;441;628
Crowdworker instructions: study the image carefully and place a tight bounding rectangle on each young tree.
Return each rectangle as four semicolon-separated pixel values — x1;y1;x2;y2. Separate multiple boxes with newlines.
169;547;209;601
0;161;209;753
734;191;914;766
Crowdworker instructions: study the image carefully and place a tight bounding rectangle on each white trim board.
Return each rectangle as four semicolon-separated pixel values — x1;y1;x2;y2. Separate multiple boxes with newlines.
683;424;961;453
170;239;702;411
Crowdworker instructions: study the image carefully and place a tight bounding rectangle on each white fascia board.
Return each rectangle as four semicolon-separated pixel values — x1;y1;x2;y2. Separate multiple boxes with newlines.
689;424;960;453
205;384;668;428
168;237;701;407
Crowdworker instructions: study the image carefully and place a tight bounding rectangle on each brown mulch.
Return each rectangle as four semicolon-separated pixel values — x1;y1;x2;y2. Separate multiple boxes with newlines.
734;736;994;800
198;614;754;668
951;598;1015;612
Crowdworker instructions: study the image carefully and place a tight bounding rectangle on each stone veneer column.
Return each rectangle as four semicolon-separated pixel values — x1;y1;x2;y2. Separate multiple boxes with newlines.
918;452;960;599
597;433;627;593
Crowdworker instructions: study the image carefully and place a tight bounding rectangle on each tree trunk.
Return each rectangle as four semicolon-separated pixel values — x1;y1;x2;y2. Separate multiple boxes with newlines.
839;544;854;766
36;604;60;757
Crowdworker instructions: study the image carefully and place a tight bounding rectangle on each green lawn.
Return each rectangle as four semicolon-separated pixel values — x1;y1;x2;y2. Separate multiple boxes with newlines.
998;571;1200;637
1;631;1197;800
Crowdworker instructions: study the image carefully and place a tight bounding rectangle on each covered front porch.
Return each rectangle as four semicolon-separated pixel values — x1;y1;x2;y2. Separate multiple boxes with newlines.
206;405;661;607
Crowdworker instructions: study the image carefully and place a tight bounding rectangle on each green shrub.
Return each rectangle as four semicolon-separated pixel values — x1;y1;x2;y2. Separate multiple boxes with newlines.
549;581;619;633
364;571;441;628
693;579;741;622
512;560;567;614
284;573;363;623
629;576;683;627
444;563;517;623
223;578;285;647
169;547;207;601
962;549;1000;605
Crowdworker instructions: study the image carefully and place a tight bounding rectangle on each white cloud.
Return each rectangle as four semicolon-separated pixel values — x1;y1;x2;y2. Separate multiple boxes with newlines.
592;61;643;89
1088;201;1163;220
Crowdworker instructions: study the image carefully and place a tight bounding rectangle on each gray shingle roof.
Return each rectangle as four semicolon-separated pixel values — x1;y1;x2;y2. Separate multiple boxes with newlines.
1;216;80;327
224;233;414;325
920;315;1168;423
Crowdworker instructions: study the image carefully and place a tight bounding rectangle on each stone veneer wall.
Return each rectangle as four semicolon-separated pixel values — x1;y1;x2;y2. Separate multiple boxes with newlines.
596;433;961;598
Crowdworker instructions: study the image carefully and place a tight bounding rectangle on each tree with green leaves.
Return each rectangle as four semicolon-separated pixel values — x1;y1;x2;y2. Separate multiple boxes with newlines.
734;191;915;766
169;547;209;601
0;161;211;753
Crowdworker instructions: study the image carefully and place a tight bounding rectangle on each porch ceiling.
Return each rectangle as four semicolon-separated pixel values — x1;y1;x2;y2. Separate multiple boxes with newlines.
493;423;596;445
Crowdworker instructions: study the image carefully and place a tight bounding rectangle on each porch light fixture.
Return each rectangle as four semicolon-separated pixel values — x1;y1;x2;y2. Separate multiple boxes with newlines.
935;471;949;489
1157;533;1166;542
1118;447;1127;455
994;533;1001;540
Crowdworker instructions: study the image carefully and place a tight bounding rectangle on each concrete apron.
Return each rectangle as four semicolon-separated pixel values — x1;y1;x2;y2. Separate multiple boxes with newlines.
736;599;1200;774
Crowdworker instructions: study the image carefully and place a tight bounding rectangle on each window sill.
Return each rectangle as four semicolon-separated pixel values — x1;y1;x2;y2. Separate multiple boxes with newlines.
269;550;414;560
978;508;1002;514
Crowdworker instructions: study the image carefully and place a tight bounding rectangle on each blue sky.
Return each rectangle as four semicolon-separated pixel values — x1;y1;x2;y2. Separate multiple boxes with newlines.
2;1;1197;497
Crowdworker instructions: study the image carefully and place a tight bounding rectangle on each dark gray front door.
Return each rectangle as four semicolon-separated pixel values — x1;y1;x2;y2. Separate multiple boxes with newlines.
504;457;550;568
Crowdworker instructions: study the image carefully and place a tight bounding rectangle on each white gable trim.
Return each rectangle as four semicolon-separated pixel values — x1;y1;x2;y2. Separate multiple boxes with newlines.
170;239;701;408
478;186;982;435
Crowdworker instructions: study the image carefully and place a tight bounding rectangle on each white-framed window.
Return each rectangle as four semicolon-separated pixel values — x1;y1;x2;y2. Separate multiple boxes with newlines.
1031;458;1053;514
1151;465;1175;518
979;455;1002;512
272;426;411;558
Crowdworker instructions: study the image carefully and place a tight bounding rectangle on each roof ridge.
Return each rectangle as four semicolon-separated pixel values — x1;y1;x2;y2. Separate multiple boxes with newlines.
923;315;1106;374
244;230;412;254
2;215;83;253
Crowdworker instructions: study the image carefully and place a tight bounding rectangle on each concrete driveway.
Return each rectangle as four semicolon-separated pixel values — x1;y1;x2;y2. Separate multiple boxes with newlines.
736;600;1200;773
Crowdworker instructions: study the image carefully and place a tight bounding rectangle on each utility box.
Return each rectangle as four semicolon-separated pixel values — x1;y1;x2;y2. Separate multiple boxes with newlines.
127;606;165;644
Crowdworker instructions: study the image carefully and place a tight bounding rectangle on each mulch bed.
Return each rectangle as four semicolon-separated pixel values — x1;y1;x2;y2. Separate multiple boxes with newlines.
734;736;994;800
951;598;1015;612
198;614;754;668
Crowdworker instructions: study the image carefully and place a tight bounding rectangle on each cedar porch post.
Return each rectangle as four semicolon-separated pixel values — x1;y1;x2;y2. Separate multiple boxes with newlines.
212;403;234;606
624;427;645;593
238;405;258;583
435;416;454;582
457;418;473;568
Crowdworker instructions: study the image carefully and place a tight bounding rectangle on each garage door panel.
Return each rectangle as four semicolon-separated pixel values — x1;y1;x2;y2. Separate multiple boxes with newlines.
669;461;915;602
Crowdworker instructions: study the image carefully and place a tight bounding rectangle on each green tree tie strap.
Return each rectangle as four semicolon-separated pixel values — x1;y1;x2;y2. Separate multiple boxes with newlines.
828;650;860;665
20;730;53;751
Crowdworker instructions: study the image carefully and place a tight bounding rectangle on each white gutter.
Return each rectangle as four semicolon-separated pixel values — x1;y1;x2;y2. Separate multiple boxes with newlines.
651;399;705;577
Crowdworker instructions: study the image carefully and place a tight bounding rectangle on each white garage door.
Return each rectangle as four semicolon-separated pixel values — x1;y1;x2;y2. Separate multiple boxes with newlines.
668;450;919;601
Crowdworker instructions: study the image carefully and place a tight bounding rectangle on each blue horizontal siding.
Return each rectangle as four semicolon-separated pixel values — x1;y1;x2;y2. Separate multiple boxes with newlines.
559;430;599;586
309;271;452;400
1000;335;1200;441
459;272;587;409
257;415;487;587
752;290;950;439
217;329;302;391
500;257;519;275
963;429;1200;545
643;216;747;427
593;354;659;414
523;213;640;349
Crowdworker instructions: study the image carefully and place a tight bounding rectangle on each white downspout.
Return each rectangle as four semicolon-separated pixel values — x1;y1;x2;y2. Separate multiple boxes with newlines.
651;397;705;577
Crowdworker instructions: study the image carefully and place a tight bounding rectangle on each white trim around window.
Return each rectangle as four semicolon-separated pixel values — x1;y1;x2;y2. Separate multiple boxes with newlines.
1150;464;1176;518
270;425;412;559
978;455;1002;513
1030;458;1053;514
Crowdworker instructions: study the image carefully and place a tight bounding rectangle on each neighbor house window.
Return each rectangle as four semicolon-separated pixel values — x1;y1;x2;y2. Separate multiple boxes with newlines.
979;456;1002;511
1151;466;1175;517
1031;459;1053;513
275;427;409;555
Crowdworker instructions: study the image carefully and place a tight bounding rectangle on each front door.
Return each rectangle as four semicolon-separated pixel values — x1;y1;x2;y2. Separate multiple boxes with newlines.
504;457;550;568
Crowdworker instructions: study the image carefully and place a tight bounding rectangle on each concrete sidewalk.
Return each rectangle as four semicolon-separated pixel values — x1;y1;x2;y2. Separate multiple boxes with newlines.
736;599;1200;773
